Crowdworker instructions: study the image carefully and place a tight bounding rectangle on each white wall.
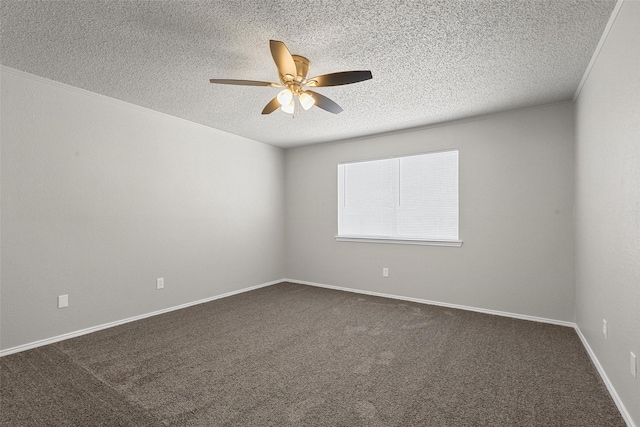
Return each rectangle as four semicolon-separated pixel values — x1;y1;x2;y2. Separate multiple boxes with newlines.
0;5;636;418
285;103;575;321
0;67;285;351
574;0;640;424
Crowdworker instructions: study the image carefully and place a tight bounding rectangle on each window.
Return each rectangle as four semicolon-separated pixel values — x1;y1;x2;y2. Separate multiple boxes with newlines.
337;150;461;246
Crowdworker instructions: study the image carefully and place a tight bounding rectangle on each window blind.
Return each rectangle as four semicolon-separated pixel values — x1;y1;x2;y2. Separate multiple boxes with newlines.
338;150;459;241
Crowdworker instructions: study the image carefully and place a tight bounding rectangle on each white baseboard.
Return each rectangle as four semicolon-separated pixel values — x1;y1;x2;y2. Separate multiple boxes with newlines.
284;278;575;327
574;326;636;427
285;278;635;427
0;279;282;357
2;277;634;426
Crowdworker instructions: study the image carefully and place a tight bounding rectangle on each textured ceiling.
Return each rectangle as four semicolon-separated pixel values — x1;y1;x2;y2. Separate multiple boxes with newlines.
1;0;616;148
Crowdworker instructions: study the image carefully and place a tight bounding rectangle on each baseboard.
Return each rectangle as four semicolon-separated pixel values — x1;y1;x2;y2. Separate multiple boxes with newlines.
286;278;635;426
3;278;634;426
0;279;282;357
285;278;575;327
574;326;636;427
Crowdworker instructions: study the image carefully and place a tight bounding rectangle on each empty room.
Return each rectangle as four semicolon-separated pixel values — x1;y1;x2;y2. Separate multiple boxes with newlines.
1;0;638;426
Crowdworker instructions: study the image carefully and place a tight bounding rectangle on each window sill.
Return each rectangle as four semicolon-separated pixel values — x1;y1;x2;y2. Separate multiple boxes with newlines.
335;236;463;247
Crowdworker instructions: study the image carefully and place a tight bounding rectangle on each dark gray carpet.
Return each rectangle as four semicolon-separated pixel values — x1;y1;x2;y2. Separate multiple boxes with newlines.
1;282;626;426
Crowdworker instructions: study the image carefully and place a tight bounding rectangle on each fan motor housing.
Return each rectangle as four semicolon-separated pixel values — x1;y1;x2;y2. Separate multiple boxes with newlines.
286;55;310;83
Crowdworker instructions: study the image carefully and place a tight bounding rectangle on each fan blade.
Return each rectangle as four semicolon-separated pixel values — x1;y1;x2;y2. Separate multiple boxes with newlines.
270;40;297;79
306;90;343;114
209;79;281;87
305;70;372;87
261;96;281;115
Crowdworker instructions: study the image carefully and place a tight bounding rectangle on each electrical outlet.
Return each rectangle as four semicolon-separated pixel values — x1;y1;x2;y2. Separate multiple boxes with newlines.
631;352;637;378
58;294;68;308
602;319;608;339
382;268;389;277
156;278;164;290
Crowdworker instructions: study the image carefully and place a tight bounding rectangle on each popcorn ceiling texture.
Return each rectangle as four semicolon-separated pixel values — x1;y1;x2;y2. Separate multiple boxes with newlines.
0;0;616;148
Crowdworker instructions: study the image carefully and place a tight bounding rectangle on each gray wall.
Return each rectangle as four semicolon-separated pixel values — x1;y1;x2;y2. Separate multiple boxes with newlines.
574;0;640;423
0;68;285;350
285;103;575;321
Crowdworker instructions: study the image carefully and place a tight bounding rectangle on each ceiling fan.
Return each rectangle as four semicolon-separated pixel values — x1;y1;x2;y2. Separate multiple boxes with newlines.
209;40;372;115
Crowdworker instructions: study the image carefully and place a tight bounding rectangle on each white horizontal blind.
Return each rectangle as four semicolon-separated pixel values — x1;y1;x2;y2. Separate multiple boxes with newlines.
338;158;397;237
338;150;458;241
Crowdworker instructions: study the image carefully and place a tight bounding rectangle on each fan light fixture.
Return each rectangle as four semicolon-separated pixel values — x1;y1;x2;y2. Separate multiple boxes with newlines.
299;92;315;110
276;87;316;114
277;88;293;106
281;99;295;114
209;40;373;116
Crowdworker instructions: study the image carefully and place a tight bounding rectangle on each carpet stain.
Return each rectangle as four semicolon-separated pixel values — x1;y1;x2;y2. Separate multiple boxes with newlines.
286;396;325;422
345;325;368;335
355;400;377;419
376;350;395;366
401;322;431;330
355;351;396;373
368;322;386;336
354;356;375;374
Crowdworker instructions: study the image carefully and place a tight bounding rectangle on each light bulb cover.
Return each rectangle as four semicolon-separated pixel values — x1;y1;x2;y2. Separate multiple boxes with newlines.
281;99;295;114
299;92;315;110
277;88;293;106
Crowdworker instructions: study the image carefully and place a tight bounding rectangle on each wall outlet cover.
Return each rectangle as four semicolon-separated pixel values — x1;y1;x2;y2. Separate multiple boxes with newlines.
58;294;69;308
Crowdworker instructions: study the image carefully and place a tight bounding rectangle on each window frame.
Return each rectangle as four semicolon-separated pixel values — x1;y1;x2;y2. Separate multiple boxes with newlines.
336;149;462;247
